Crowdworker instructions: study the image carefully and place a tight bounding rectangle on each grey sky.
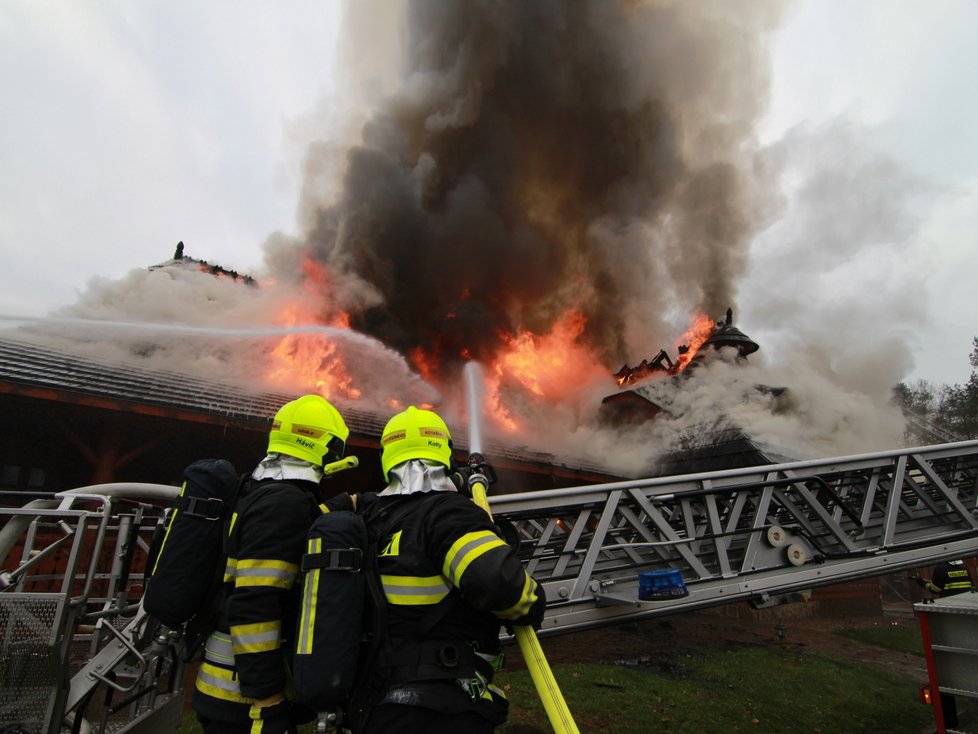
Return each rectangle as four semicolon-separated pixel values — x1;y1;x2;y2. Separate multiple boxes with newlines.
1;0;976;388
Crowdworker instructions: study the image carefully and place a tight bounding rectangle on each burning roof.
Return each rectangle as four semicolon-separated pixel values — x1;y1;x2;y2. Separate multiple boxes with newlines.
600;309;797;474
613;308;759;387
0;334;621;488
149;241;257;286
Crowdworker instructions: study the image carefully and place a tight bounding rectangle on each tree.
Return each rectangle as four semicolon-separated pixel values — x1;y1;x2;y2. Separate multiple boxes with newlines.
894;337;978;442
940;337;978;439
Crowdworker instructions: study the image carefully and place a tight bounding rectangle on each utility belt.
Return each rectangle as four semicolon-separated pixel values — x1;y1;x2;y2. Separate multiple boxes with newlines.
380;639;501;686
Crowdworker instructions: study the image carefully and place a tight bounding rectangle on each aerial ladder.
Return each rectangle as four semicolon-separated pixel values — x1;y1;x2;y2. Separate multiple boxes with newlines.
1;439;977;734
499;439;978;634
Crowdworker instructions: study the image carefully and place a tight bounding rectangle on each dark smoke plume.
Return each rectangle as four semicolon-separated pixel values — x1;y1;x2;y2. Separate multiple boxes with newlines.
272;0;785;378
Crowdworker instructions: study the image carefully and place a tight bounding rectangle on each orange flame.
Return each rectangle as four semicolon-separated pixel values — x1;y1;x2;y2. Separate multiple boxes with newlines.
484;309;607;432
265;258;360;399
673;313;715;371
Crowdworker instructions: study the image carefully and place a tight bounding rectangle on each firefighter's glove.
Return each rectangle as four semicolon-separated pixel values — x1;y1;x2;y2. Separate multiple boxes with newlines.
325;491;378;514
324;492;355;514
511;580;547;632
355;491;378;513
911;575;927;589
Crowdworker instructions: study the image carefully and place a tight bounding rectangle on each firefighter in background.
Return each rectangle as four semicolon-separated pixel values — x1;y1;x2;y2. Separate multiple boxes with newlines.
914;559;975;597
356;406;546;734
193;395;352;734
913;559;976;728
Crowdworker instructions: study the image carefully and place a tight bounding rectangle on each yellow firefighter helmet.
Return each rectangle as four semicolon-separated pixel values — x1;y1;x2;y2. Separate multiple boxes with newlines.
267;394;349;467
380;406;452;481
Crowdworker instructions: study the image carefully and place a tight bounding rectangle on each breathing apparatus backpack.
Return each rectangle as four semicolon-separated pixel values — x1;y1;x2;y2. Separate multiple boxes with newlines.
292;508;381;720
143;458;242;656
293;497;478;732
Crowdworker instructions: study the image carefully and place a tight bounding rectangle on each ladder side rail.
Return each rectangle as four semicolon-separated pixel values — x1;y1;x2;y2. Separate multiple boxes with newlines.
520;441;978;515
492;441;978;514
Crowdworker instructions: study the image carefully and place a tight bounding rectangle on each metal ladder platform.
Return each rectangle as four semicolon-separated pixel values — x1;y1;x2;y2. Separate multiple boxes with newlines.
490;440;978;635
2;439;977;732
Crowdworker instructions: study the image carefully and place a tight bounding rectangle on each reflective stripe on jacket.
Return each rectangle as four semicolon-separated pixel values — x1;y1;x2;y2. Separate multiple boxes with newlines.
192;479;321;724
365;491;540;662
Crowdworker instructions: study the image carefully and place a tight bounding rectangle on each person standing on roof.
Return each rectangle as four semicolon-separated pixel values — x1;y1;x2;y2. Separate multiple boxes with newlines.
350;405;546;734
915;559;975;597
192;394;355;734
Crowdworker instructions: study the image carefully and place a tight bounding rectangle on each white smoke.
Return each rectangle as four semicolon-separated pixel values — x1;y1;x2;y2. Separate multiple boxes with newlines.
4;2;935;481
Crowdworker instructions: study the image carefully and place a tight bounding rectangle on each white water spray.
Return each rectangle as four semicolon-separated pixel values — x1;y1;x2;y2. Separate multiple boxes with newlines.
0;314;379;347
0;312;443;408
464;361;485;454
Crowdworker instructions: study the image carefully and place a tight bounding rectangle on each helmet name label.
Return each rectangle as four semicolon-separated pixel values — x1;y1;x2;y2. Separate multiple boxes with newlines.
382;430;407;446
419;428;448;440
293;424;326;438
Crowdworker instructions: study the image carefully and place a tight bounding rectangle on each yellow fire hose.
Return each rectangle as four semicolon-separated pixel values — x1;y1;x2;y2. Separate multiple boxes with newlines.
463;360;578;733
469;478;580;734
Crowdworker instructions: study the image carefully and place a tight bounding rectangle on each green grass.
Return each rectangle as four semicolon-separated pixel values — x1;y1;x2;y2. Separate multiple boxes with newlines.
495;644;930;733
833;621;925;657
177;633;932;734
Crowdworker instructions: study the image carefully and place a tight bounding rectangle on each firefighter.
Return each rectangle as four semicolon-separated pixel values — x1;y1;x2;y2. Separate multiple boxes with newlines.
355;406;546;734
914;559;975;597
192;394;352;734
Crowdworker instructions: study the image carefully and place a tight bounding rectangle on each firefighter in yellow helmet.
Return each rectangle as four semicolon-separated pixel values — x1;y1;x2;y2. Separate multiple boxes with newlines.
351;406;546;734
193;395;353;734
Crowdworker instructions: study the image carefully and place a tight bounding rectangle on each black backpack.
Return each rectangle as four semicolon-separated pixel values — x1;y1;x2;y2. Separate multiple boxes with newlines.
293;498;468;733
292;508;388;726
143;458;242;657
